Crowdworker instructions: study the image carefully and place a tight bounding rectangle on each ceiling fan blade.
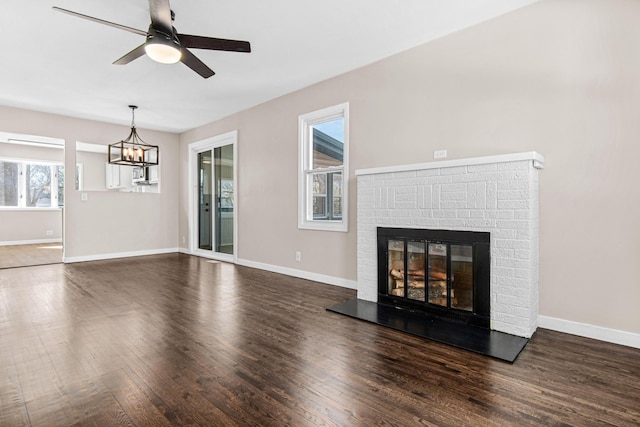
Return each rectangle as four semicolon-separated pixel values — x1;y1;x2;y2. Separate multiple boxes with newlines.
178;34;251;53
113;44;147;65
180;48;215;78
52;7;147;36
148;0;173;35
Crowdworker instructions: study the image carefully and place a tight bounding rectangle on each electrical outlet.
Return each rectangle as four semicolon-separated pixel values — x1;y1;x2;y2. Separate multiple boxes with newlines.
46;230;53;236
434;149;447;159
81;192;88;201
182;236;186;244
295;251;301;262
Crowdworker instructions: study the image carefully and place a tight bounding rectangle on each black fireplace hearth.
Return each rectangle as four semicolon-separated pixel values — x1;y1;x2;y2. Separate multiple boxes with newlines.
327;227;530;362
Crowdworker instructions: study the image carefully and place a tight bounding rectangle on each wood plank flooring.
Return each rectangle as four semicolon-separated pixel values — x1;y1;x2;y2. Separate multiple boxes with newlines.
0;243;63;269
0;253;638;426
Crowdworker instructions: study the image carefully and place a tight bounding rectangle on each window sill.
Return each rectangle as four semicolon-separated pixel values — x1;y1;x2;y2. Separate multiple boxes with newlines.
0;207;63;212
299;220;348;233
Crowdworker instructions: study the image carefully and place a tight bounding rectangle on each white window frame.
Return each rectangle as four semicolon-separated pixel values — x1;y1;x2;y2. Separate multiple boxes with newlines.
298;102;349;232
0;157;63;209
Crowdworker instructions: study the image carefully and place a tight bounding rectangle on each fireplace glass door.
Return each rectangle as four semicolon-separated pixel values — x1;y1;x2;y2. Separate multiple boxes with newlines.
384;239;475;312
451;245;473;311
388;240;404;297
378;227;490;327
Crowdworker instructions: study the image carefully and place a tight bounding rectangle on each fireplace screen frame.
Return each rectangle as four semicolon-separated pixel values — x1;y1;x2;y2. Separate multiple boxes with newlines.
377;227;490;328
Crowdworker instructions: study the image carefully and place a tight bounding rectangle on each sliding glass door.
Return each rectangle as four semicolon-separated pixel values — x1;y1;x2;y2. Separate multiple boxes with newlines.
191;131;237;261
213;144;234;255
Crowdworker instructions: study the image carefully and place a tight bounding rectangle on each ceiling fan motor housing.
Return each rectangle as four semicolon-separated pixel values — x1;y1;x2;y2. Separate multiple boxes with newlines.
144;25;182;64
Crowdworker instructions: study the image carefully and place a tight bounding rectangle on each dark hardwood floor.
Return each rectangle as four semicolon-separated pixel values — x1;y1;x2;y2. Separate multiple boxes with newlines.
0;254;638;426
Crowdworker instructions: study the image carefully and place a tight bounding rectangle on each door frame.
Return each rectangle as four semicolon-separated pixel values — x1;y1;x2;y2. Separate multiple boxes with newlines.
188;130;238;263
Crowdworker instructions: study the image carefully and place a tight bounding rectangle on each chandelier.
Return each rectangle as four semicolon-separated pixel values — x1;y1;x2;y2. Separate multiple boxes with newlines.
108;105;159;167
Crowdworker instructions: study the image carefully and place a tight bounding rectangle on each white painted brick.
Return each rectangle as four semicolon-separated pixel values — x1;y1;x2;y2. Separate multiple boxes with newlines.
467;163;498;173
496;220;529;230
498;160;529;171
356;156;540;339
495;257;530;269
467;182;487;209
394;202;417;210
494;248;515;258
498;180;530;191
466;219;497;229
441;191;467;201
497;170;529;181
437;219;467;228
441;201;468;209
440;166;467;175
494;239;529;249
492;229;518;239
487;182;497;209
452;172;498;184
442;183;468;192
413;218;439;227
425;175;453;184
432;184;441;209
393;171;417;179
498;190;530;200
498;200;531;210
492;266;515;277
391;210;412;218
417;168;440;177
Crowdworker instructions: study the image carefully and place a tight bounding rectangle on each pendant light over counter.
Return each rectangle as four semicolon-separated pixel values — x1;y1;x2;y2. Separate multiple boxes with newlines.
108;105;159;167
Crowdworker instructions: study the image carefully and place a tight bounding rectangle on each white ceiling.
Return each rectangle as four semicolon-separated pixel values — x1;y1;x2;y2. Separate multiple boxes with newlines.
0;0;536;133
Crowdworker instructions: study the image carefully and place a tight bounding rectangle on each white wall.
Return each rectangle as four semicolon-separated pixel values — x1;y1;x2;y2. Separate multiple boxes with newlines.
0;106;180;260
179;0;640;337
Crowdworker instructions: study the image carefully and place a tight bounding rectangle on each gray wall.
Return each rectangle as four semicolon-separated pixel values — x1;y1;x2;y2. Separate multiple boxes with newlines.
0;106;180;259
179;0;640;335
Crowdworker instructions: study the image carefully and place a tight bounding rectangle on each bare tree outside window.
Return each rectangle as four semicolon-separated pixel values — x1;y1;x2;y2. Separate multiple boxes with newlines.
25;164;51;207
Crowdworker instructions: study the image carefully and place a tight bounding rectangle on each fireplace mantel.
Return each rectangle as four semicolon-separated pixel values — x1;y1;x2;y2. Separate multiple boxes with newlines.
356;151;543;338
356;151;544;177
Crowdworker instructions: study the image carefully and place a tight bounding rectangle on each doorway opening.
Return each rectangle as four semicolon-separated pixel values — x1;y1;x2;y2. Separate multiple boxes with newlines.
0;133;65;269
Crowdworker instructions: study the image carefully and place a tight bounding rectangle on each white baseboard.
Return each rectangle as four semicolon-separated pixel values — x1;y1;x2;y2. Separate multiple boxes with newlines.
63;247;179;264
178;247;192;255
0;238;62;246
236;258;357;290
538;315;640;349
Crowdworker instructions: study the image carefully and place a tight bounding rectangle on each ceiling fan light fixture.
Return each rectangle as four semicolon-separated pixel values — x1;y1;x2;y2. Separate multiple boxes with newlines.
145;32;182;64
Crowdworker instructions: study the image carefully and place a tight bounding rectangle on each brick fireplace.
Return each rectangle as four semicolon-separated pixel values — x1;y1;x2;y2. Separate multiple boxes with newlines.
356;152;543;338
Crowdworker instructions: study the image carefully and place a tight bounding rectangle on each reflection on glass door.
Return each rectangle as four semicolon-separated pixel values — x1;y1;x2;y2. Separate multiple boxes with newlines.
198;151;212;250
214;145;234;254
196;143;235;257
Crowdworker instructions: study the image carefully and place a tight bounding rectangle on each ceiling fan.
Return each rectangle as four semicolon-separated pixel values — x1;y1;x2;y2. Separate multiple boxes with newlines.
52;0;251;78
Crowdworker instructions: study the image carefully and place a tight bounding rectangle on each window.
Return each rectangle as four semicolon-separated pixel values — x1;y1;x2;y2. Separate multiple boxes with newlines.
298;102;349;231
0;161;19;207
0;159;64;208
